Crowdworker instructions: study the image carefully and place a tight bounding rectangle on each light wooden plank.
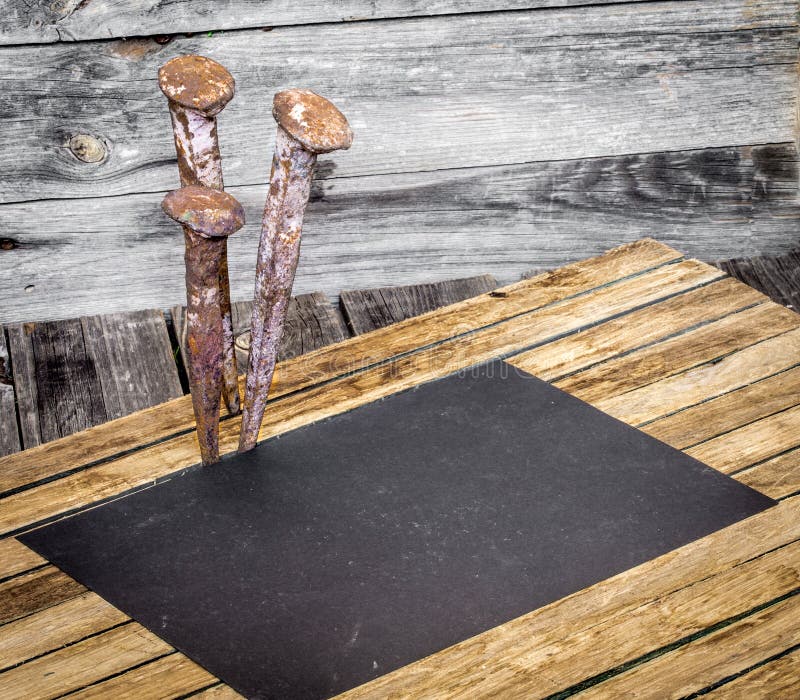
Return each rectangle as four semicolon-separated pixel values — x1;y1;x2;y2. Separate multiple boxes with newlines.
0;592;127;671
687;404;800;475
341;274;497;335
60;652;216;699
736;448;800;500
0;239;681;496
0;566;85;626
0;2;795;205
0;538;45;580
644;364;800;451
0;0;657;45
547;304;800;405
508;277;765;382
596;325;800;426
336;502;800;699
575;594;800;699
0;331;19;458
0;623;172;700
3;142;798;322
81;310;182;420
704;647;800;699
0;257;721;535
190;685;244;699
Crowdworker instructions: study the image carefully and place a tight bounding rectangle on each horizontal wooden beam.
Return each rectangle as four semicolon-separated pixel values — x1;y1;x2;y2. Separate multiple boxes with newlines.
0;0;794;203
0;0;679;46
1;143;797;322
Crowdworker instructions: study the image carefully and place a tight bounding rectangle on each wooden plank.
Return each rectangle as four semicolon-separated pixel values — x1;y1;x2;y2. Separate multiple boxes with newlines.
0;566;85;626
507;277;765;382
340;274;497;334
736;448;800;500
687;404;800;475
60;652;216;699
575;594;800;699
704;647;800;699
717;249;800;311
0;2;795;206
80;310;182;420
173;292;349;376
596;325;800;427
0;592;127;671
0;622;172;700
0;329;20;457
190;685;244;699
3;141;798;322
5;324;41;449
0;239;681;497
0;258;722;535
0;0;658;45
644;364;800;451
0;538;45;580
335;501;800;698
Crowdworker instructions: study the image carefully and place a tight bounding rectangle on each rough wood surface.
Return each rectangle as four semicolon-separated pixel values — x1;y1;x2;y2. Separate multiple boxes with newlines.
1;240;799;697
0;240;680;497
717;249;800;311
0;0;655;45
2;141;798;322
4;311;182;451
0;566;85;626
704;646;800;698
0;330;20;457
173;292;349;375
341;275;497;334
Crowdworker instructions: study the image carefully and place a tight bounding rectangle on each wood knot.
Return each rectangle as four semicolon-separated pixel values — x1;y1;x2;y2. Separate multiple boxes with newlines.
68;134;107;163
0;238;17;251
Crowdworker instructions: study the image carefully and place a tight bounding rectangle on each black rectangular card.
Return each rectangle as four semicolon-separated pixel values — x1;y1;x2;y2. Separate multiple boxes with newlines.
20;360;774;699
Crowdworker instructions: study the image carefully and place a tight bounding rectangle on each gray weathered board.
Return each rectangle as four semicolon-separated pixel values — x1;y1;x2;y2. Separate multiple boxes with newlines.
4;311;182;452
0;0;797;322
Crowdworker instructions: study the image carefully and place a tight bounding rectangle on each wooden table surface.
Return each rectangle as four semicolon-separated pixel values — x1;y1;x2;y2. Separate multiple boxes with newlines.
1;239;798;698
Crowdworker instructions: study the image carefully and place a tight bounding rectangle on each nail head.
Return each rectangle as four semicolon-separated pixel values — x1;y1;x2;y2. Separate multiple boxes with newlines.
273;89;353;154
162;185;245;238
158;55;235;117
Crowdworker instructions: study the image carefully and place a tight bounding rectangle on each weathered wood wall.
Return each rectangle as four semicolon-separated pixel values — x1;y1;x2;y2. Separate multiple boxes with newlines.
0;0;798;322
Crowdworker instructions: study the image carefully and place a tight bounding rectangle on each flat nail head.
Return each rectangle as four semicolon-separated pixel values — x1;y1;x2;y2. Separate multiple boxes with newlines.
158;55;235;117
162;185;245;238
273;89;353;154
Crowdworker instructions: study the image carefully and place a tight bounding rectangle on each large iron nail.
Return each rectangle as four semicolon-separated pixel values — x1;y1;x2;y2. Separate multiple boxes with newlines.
162;185;245;465
158;54;242;416
239;89;353;452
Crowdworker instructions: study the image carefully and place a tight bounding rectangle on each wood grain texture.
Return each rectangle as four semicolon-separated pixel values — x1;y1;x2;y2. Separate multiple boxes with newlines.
0;330;20;457
0;538;45;580
717;249;800;311
174;292;349;376
0;0;657;45
4;311;181;450
576;593;800;699
61;652;216;699
736;448;800;500
704;646;800;699
0;2;794;204
0;622;172;700
2;140;798;322
341;275;497;334
0;240;680;497
0;592;127;671
0;259;722;535
189;685;244;699
0;566;85;626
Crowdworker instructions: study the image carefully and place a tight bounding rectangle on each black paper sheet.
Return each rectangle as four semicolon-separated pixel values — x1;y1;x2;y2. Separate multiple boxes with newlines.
20;360;775;699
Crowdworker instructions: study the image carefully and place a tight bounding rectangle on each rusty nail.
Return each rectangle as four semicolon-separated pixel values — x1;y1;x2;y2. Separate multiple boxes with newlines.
162;185;245;466
158;54;242;417
238;89;353;452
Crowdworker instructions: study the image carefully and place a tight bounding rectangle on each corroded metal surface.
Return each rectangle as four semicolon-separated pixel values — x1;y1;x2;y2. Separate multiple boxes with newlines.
163;185;245;466
159;54;241;419
239;91;353;452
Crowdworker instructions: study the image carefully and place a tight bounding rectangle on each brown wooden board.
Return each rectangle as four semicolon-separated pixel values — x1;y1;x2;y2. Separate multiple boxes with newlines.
0;330;20;457
18;360;774;699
